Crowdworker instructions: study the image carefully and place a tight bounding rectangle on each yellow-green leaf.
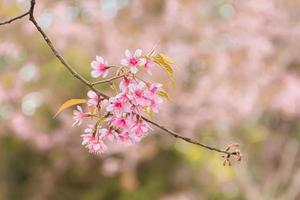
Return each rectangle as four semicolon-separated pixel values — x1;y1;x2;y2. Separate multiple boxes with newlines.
144;107;153;119
159;53;177;66
159;90;171;101
153;54;174;82
54;99;87;118
88;105;96;120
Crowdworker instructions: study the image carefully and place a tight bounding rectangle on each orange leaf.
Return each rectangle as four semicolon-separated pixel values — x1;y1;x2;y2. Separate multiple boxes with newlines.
54;99;87;118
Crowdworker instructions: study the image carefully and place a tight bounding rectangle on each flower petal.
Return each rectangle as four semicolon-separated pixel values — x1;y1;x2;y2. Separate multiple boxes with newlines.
134;49;142;57
138;58;146;66
96;56;104;63
87;90;97;98
91;61;99;69
77;105;82;112
102;70;109;78
121;59;129;66
125;49;131;58
91;70;100;78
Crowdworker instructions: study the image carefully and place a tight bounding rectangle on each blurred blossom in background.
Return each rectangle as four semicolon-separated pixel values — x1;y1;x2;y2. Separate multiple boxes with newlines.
1;0;300;199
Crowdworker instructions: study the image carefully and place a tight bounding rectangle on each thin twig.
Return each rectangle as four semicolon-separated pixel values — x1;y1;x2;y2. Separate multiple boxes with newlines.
0;11;29;26
0;0;238;157
142;117;232;155
28;0;109;98
92;74;125;86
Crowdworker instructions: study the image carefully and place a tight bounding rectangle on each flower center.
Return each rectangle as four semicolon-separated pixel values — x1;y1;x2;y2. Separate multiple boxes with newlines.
115;101;122;108
98;63;106;70
129;58;138;66
135;90;143;97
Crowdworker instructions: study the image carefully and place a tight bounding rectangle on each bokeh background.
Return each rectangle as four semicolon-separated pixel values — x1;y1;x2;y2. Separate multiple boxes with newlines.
1;0;300;199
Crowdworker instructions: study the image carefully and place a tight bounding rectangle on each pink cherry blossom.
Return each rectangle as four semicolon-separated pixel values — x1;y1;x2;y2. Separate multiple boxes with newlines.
130;115;151;137
144;59;154;75
114;131;133;145
109;115;129;129
119;76;135;92
72;105;86;126
106;94;131;114
143;83;163;113
90;56;109;78
72;50;167;154
87;90;99;106
128;82;150;107
148;83;162;95
99;128;116;141
84;124;94;134
81;132;107;154
121;49;146;74
147;96;163;113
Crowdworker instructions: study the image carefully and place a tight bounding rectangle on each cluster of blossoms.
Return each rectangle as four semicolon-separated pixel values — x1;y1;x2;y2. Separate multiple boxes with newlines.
73;49;167;154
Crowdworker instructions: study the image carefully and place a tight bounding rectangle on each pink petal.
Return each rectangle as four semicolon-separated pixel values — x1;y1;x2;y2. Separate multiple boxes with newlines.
138;58;146;66
96;56;104;63
102;70;109;78
91;61;99;69
91;70;101;78
134;49;142;57
87;90;97;98
77;105;82;112
125;49;131;58
121;59;129;66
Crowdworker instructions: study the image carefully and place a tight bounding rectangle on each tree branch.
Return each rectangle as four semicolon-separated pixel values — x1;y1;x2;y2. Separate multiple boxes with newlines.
28;0;109;99
0;11;29;26
92;74;125;86
0;0;239;157
141;117;233;154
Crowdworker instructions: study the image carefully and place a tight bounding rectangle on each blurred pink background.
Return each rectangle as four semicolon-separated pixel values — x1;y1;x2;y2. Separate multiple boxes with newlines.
1;0;300;199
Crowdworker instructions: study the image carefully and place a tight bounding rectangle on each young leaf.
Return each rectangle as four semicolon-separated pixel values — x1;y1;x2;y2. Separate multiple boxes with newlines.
159;90;171;101
153;54;174;82
144;107;153;119
54;99;87;118
159;53;177;66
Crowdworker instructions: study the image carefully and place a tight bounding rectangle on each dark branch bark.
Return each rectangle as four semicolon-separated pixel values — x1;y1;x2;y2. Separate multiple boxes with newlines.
0;11;29;26
142;117;232;155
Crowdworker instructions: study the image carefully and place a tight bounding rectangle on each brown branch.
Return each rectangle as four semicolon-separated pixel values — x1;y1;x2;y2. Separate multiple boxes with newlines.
1;0;239;157
28;0;109;99
0;11;29;26
92;74;125;86
142;117;232;155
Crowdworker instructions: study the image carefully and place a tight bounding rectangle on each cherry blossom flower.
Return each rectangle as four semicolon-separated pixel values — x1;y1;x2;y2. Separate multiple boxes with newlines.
80;125;108;154
106;94;131;114
115;131;133;145
72;105;86;126
144;59;154;75
90;56;109;78
81;132;107;154
119;76;135;92
84;124;94;134
128;81;150;106
87;90;99;106
121;49;146;74
71;49;168;154
99;128;116;141
143;83;163;113
148;97;163;113
148;83;162;95
130;115;151;137
109;115;130;129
